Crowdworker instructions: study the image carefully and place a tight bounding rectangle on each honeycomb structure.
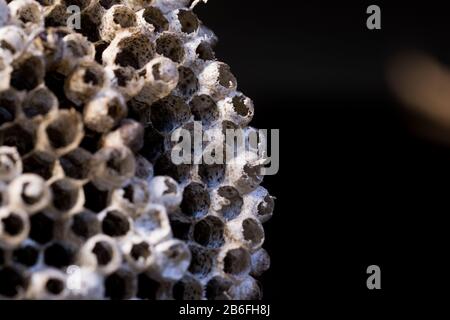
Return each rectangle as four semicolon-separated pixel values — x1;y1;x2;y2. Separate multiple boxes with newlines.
0;0;274;299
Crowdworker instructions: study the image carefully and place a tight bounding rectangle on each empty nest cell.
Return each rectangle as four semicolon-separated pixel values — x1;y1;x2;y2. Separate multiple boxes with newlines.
156;33;185;63
192;215;224;248
217;186;243;221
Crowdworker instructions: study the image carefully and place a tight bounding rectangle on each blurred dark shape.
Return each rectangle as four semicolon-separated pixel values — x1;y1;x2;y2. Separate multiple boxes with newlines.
388;51;450;144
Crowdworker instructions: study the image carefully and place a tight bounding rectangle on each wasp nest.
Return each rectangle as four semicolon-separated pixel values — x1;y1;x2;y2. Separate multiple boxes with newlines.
0;0;274;300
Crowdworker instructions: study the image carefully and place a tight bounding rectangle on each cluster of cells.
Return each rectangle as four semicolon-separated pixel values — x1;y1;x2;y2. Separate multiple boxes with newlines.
0;0;274;299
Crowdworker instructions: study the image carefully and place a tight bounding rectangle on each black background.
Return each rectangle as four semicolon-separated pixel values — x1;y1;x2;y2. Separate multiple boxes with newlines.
196;0;450;306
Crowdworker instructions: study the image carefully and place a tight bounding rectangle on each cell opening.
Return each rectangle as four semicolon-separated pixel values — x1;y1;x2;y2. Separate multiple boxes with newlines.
23;87;57;118
0;122;35;155
193;216;224;248
112;7;136;28
154;152;191;183
13;245;39;267
71;211;100;239
156;34;184;63
198;163;225;188
115;34;154;69
60;148;92;180
83;182;109;213
1;213;24;236
44;242;73;268
102;210;130;237
152;63;162;80
99;0;121;9
172;281;185;300
11;55;44;91
180;183;210;218
142;7;168;33
177;66;198;97
217;64;236;89
196;42;215;60
114;68;132;87
83;69;100;86
22;151;56;180
232;95;250;116
137;273;159;300
92;241;113;266
15;2;41;24
177;10;199;34
169;219;191;241
223;247;251;276
50;179;80;212
205;276;232;300
0;92;18;125
217;186;243;221
258;195;274;217
130;242;151;261
172;277;203;300
0;267;27;298
29;212;54;244
104;269;135;300
150;95;191;133
45;278;64;295
79;12;100;42
189;94;219;126
141;124;165;163
45;111;82;150
95;41;109;64
188;245;213;277
242;218;264;247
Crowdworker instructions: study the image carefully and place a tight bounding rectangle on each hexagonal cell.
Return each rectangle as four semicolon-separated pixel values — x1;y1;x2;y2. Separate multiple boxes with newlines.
0;89;20;126
156;33;184;63
242;218;265;249
22;151;56;180
29;212;54;245
177;9;199;34
176;66;198;98
0;121;36;156
222;247;251;277
0;266;28;298
205;276;233;300
113;33;155;69
70;210;100;240
43;242;74;268
104;268;136;300
49;179;83;214
101;209;130;237
0;208;29;247
192;216;224;248
22;87;58;119
217;186;243;221
180;182;210;218
196;42;215;61
190;94;219;126
150;95;191;133
42;110;84;154
172;275;203;300
142;6;168;32
136;273;160;300
13;244;40;267
10;54;45;91
198;163;225;188
59;148;92;180
188;244;213;278
154;152;192;183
